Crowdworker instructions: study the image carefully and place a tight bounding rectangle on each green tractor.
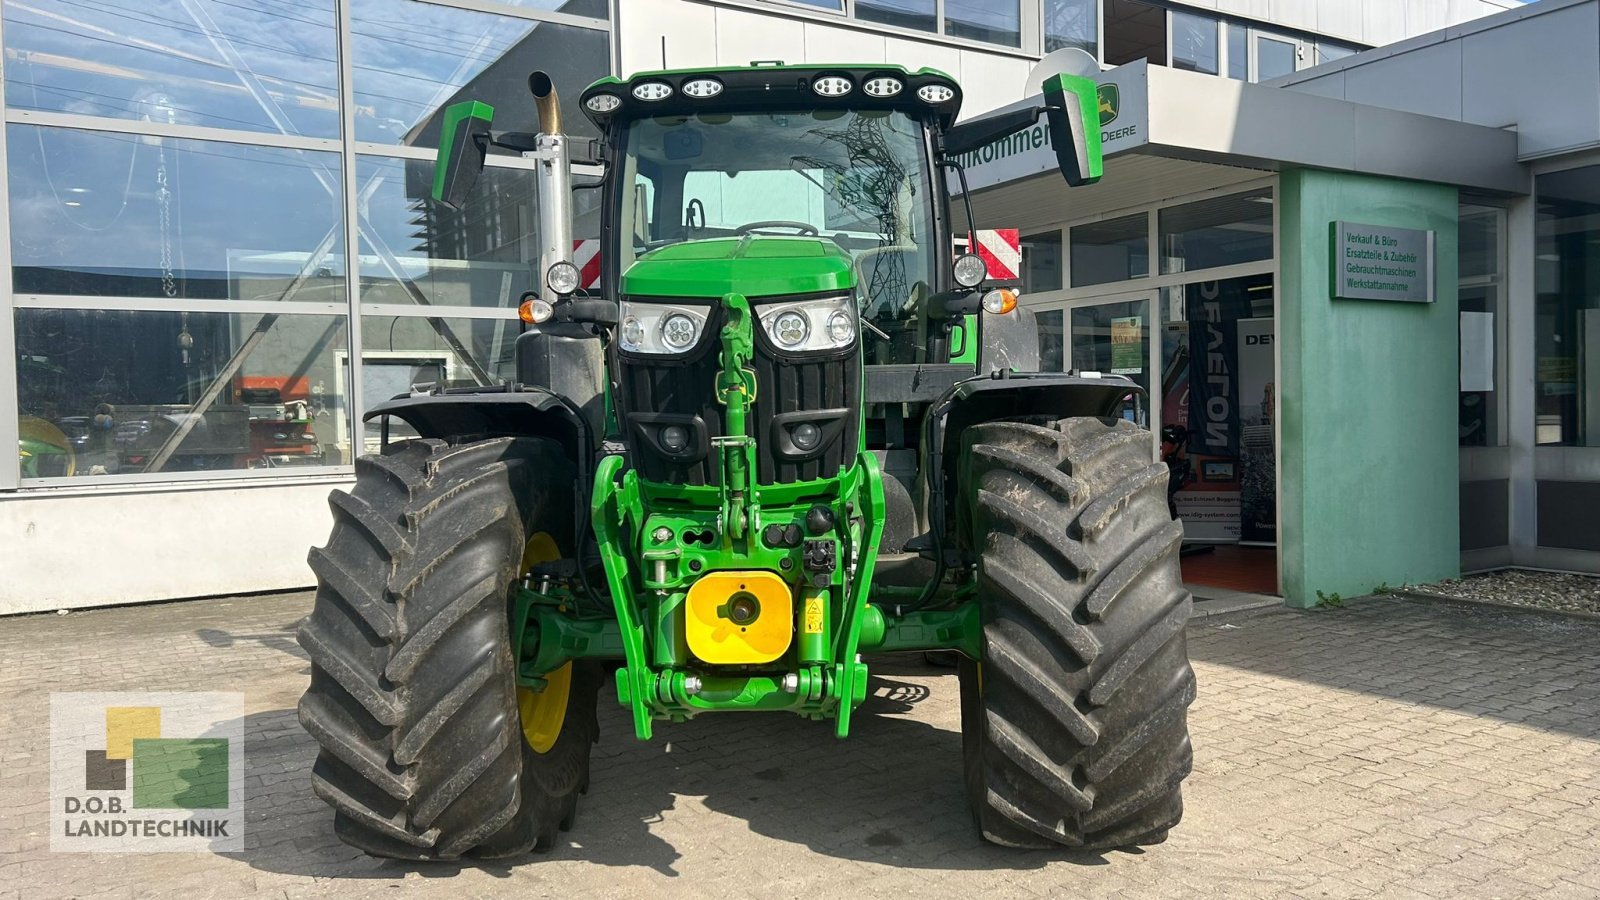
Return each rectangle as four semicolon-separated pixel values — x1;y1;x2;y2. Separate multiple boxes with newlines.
297;63;1195;859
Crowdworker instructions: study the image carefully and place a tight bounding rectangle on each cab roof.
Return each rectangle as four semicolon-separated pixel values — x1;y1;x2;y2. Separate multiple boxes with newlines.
579;63;963;132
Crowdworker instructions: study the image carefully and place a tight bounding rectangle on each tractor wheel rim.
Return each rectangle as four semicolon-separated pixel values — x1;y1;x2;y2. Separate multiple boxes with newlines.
518;662;571;754
517;531;570;754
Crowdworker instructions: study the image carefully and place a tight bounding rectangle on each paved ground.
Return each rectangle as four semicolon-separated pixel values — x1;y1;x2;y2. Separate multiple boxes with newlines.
2;592;1598;898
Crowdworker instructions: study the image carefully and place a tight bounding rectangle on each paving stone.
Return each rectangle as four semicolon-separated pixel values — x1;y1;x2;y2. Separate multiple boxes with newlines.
0;593;1597;898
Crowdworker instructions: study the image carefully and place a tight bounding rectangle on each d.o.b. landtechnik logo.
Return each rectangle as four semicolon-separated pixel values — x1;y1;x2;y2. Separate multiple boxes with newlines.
50;693;243;852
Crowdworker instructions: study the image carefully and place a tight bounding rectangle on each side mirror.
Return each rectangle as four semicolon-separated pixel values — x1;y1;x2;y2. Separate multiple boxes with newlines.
432;100;495;210
1041;73;1103;188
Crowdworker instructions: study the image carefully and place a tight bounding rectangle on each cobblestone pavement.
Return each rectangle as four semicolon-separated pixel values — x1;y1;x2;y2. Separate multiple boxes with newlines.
2;592;1598;899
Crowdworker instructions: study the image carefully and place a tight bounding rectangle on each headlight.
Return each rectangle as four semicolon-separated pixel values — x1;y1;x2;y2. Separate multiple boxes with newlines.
618;301;709;355
545;260;581;296
953;253;987;288
759;295;855;352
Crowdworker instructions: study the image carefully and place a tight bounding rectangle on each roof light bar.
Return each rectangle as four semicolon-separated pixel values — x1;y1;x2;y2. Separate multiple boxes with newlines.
917;84;955;104
813;75;853;97
632;81;673;101
862;76;904;98
682;78;724;98
585;93;621;113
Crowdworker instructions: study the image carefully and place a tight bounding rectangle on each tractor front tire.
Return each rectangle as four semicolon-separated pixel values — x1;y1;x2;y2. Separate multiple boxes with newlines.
296;436;600;860
958;417;1195;850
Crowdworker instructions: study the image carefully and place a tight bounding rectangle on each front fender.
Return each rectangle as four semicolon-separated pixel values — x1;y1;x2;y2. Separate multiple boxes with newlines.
364;387;594;463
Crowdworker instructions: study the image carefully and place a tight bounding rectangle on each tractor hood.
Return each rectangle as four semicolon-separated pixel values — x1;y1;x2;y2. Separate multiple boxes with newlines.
620;236;855;299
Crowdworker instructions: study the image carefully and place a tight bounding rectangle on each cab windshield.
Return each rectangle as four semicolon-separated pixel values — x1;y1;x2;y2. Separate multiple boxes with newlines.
617;109;938;353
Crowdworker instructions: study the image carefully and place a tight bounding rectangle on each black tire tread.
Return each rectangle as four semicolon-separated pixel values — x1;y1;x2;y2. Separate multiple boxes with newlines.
959;417;1196;851
297;436;595;860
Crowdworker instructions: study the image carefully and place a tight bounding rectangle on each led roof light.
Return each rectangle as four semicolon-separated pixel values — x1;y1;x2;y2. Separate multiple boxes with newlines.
632;81;673;101
812;75;853;97
584;93;621;113
862;76;904;98
681;78;724;98
917;84;955;104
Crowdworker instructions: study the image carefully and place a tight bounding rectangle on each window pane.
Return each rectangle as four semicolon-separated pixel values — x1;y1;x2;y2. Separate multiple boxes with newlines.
1071;213;1148;287
1316;42;1355;66
856;0;935;34
1459;285;1500;447
1072;299;1149;395
1022;231;1063;294
945;0;1020;47
352;0;608;146
1459;207;1500;280
1105;0;1167;67
16;309;349;478
359;314;519;450
1226;25;1248;80
1159;188;1274;274
1037;309;1066;372
494;0;609;15
3;0;339;139
7;125;345;301
357;155;606;309
1171;11;1219;75
1535;166;1600;446
1257;36;1297;81
785;0;844;8
1045;0;1097;55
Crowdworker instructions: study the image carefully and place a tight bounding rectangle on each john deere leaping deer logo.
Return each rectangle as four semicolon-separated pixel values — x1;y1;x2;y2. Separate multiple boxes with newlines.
1098;84;1120;126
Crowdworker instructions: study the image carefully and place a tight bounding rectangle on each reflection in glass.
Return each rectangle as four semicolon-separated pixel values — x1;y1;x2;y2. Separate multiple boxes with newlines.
1256;36;1297;81
1071;214;1148;287
945;0;1020;47
359;314;519;450
7;125;345;300
1227;25;1248;80
1171;11;1219;75
1022;231;1063;294
856;0;936;33
357;155;539;309
1159;189;1273;274
3;0;340;138
1534;167;1600;446
352;0;608;146
1045;0;1097;55
15;309;348;478
1037;309;1066;372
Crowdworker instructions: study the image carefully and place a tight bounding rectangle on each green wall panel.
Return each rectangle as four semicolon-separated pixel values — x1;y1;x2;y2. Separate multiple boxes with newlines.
1279;169;1460;607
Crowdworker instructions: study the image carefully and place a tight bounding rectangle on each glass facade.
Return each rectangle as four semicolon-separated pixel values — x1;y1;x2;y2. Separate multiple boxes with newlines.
1535;167;1600;447
1159;188;1274;274
4;0;611;483
1071;213;1148;287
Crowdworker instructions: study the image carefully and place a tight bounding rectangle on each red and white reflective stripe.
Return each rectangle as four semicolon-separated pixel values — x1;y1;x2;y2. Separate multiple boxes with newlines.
572;239;602;289
974;228;1021;281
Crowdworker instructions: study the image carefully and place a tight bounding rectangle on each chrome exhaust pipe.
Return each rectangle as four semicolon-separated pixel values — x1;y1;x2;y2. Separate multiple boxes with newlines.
528;71;572;294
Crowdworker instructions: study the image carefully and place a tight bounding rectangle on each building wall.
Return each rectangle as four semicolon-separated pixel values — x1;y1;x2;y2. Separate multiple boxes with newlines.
1279;168;1460;606
1279;0;1600;160
0;478;344;615
1168;0;1520;46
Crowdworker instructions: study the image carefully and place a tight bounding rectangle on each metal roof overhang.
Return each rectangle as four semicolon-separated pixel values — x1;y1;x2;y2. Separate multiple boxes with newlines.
961;61;1529;199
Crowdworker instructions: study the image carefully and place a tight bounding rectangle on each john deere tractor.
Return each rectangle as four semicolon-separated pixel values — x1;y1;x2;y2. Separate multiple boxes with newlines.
297;63;1195;859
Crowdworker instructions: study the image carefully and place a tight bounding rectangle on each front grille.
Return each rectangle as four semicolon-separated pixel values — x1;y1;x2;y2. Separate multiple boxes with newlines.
615;295;860;486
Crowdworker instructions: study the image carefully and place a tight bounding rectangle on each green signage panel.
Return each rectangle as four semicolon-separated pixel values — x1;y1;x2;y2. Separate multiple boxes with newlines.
1332;221;1435;303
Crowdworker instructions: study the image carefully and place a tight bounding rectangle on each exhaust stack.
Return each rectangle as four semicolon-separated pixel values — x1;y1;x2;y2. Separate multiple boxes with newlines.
529;71;572;293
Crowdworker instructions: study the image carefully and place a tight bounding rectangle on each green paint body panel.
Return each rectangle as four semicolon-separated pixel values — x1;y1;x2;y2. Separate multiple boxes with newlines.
432;60;1109;742
621;237;855;298
1278;168;1460;607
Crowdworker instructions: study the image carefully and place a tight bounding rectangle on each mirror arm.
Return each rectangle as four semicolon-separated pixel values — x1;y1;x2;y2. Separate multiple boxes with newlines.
936;159;979;259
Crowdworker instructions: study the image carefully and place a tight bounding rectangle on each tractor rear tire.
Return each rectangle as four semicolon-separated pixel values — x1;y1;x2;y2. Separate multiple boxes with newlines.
957;417;1195;850
296;436;600;860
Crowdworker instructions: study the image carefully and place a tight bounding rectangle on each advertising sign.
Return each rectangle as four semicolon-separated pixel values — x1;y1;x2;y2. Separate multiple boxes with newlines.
1332;222;1436;303
1111;316;1142;374
951;61;1149;193
1185;279;1253;459
1236;318;1276;544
